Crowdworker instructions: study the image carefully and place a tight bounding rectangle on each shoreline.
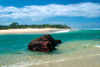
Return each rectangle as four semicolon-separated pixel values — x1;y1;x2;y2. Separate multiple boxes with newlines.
25;47;100;67
0;30;100;67
26;55;100;67
1;47;100;67
0;28;72;34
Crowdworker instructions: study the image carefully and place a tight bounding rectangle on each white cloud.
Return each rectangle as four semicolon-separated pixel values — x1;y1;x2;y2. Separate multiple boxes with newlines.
0;2;100;21
5;22;12;25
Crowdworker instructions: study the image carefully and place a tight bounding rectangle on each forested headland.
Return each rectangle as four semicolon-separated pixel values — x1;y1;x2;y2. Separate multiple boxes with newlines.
0;22;71;29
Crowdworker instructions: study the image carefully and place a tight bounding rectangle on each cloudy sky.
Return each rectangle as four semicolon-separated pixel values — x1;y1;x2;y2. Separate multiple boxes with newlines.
0;0;100;28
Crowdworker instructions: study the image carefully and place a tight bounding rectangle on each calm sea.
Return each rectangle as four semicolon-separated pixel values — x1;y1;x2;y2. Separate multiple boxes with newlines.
0;29;100;67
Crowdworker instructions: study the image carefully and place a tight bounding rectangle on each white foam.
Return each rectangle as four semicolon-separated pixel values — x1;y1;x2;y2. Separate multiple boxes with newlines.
82;28;100;30
94;45;100;48
1;62;34;67
2;54;100;67
55;30;70;33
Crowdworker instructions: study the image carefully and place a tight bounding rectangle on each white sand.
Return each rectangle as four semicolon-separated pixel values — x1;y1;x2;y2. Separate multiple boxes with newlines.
0;28;71;34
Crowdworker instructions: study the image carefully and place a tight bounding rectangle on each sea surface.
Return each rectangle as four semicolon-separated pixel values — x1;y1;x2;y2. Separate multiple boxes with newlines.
0;28;100;67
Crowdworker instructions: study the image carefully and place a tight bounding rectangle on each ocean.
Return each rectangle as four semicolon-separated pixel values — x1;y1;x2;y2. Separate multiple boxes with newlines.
0;29;100;67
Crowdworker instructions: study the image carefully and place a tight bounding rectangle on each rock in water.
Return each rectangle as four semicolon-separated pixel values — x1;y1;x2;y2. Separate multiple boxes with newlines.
28;34;61;52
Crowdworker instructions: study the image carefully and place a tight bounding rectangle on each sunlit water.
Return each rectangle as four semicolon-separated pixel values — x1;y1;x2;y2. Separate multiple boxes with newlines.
0;29;100;67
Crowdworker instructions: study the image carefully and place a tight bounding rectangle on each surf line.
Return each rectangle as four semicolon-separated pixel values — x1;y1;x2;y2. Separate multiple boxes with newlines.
2;54;100;67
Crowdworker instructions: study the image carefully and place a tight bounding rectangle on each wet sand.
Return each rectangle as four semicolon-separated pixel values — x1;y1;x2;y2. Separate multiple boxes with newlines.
25;47;100;67
0;46;100;67
28;55;100;67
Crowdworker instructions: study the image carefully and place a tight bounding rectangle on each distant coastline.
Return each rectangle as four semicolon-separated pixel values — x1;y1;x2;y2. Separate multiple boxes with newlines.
0;22;72;34
0;22;71;30
0;28;72;34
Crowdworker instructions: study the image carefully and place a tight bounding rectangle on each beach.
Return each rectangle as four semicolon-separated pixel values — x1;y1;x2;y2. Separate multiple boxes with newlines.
28;55;100;67
0;28;71;34
25;40;100;67
0;0;100;67
26;48;100;67
0;28;100;67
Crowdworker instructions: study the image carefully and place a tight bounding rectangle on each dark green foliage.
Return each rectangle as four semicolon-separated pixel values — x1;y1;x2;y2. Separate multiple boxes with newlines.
0;25;8;29
0;22;71;29
9;22;19;28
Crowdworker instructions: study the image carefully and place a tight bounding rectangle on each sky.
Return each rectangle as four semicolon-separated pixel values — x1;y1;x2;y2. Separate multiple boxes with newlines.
0;0;100;28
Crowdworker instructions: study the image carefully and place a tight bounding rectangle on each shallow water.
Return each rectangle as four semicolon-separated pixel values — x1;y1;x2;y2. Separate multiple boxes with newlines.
0;29;100;67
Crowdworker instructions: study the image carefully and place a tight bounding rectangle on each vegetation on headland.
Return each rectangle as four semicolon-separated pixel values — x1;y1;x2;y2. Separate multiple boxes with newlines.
0;22;70;29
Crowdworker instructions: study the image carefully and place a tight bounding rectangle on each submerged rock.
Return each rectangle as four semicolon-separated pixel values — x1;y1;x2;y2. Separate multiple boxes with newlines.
28;34;61;52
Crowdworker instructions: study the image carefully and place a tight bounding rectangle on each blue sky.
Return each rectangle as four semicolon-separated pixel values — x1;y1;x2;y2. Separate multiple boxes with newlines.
0;0;100;28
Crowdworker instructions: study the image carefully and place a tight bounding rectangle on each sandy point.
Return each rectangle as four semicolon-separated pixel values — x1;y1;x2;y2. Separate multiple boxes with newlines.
0;28;72;34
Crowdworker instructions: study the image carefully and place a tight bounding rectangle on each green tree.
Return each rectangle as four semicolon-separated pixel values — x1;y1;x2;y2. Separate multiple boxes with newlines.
63;25;70;28
9;22;19;28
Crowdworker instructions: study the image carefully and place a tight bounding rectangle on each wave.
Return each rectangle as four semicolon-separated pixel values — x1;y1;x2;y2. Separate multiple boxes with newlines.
94;45;100;48
81;28;100;30
2;54;100;67
54;30;71;33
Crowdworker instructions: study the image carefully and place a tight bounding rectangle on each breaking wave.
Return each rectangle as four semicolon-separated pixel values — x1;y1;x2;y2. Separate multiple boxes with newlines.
2;54;100;67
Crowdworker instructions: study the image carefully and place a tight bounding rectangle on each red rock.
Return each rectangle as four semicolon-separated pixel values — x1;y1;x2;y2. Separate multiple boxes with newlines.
55;40;61;44
28;34;61;52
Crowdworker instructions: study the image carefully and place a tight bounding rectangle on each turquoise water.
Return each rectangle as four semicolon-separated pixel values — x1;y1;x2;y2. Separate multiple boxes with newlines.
0;29;100;54
0;29;100;67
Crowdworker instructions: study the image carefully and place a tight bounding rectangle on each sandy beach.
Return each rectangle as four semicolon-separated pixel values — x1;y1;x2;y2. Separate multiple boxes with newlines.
0;28;70;34
25;47;100;67
29;55;100;67
26;55;100;67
